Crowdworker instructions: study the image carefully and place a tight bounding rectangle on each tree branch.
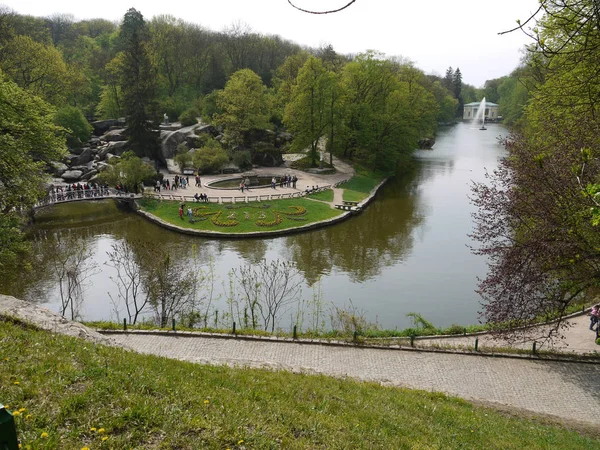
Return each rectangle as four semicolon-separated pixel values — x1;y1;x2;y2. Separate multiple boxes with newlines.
288;0;356;15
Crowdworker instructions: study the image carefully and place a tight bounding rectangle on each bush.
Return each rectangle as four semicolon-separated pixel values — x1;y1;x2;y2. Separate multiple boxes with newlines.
596;337;600;345
232;150;252;171
178;107;200;127
193;138;229;174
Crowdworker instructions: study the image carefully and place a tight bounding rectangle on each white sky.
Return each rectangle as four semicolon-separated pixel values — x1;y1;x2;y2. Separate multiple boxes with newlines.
2;0;541;87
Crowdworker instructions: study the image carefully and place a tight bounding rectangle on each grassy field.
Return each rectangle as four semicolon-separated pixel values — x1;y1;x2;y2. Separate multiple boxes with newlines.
138;197;342;233
340;175;382;202
2;317;599;449
306;189;334;203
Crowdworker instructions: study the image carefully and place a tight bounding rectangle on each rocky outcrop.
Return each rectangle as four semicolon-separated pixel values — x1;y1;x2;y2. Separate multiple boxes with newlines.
0;295;122;346
160;123;217;159
102;129;127;142
74;148;94;166
91;118;126;136
61;170;84;181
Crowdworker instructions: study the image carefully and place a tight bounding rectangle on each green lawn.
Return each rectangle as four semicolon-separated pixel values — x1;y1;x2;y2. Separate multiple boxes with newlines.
340;175;382;202
1;318;598;449
307;189;334;203
138;197;341;233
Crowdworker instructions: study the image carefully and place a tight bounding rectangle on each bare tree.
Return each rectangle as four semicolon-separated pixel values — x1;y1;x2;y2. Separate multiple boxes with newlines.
49;233;97;320
106;239;147;325
144;249;197;327
233;259;303;332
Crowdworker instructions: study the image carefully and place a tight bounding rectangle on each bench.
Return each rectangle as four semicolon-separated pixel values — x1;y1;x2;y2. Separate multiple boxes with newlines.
343;201;359;207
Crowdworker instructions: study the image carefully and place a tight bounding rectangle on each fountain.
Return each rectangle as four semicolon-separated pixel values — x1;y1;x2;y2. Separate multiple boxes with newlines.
474;97;487;130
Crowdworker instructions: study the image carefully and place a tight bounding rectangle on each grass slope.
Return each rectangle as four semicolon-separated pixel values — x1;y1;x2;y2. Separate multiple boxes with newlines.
138;198;341;233
1;318;598;449
340;175;381;202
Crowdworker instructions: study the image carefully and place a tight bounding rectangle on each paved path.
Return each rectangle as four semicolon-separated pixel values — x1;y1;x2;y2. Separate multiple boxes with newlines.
107;332;600;428
153;153;355;208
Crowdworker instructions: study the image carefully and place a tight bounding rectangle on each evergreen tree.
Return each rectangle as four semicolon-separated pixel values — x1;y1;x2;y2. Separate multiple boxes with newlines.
452;68;462;99
117;8;159;161
443;66;454;92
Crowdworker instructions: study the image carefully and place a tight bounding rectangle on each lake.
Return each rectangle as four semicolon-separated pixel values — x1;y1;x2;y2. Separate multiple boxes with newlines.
2;122;508;331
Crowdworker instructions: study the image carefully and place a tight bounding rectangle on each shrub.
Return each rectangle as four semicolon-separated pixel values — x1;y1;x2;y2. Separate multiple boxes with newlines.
54;105;92;148
178;108;200;127
232;150;252;171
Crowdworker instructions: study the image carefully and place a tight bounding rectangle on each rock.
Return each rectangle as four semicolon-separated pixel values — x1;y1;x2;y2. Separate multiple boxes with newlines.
61;170;83;181
70;165;90;173
89;137;102;147
252;151;284;167
49;162;68;177
418;138;435;149
74;148;94;166
160;123;216;160
91;118;125;136
102;129;127;142
63;154;79;166
81;169;98;181
99;141;128;158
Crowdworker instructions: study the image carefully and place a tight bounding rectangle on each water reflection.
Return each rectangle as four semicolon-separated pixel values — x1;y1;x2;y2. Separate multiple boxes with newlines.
0;123;508;329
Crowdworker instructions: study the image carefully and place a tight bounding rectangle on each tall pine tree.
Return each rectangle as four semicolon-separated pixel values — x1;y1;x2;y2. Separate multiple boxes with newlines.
118;8;159;161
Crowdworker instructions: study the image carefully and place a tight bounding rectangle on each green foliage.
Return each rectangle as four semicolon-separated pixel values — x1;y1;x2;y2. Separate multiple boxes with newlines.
97;151;155;192
232;150;252;171
406;312;436;331
192;138;229;174
0;34;77;106
53;105;92;148
178;107;199;126
117;8;159;159
0;73;67;212
173;146;193;173
214;69;270;146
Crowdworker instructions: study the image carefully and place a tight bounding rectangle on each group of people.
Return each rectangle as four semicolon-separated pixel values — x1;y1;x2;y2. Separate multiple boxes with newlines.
50;182;111;201
270;174;298;189
155;175;197;192
193;192;209;202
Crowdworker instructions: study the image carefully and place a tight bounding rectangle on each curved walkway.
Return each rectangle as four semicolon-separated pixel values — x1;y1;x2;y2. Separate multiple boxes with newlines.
1;295;599;429
153;153;355;209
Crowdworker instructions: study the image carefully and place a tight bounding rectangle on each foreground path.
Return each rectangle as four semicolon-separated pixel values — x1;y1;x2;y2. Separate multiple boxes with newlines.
108;332;600;428
2;295;599;429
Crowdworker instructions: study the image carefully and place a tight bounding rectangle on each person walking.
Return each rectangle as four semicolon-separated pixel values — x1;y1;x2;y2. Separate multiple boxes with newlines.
590;304;600;331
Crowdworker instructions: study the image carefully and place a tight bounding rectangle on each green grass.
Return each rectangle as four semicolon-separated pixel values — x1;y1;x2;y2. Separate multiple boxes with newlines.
340;174;382;202
2;317;598;449
307;189;334;202
138;197;341;233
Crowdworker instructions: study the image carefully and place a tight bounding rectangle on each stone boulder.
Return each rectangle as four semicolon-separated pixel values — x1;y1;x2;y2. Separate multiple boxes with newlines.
81;169;98;181
61;170;84;181
102;129;127;142
160;123;216;160
74;148;95;166
99;141;128;158
49;162;68;177
91;118;126;136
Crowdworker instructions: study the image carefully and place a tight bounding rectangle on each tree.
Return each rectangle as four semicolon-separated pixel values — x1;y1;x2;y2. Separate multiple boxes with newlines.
471;0;600;336
144;247;197;327
0;34;75;105
106;239;147;325
117;8;159;159
54;105;93;148
213;68;270;146
232;259;302;332
49;233;98;320
284;56;335;167
443;66;454;93
97;151;155;193
192;138;229;174
452;68;462;100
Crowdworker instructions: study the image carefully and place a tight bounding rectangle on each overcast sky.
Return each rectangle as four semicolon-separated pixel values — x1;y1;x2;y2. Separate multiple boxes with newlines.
2;0;541;87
